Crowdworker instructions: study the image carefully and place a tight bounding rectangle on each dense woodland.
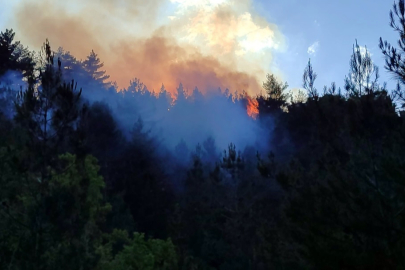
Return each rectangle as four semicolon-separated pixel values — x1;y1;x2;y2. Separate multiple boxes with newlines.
3;1;405;269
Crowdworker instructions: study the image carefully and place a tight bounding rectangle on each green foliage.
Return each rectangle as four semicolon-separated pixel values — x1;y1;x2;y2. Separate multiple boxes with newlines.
257;73;290;116
259;87;405;268
262;73;289;102
170;144;278;270
273;139;405;269
0;150;111;270
96;230;178;270
49;154;111;223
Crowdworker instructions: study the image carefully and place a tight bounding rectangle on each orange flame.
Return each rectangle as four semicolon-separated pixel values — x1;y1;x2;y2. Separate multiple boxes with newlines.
246;96;259;119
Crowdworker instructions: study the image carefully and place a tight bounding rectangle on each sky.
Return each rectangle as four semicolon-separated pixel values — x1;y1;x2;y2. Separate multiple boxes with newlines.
253;0;399;90
0;0;400;94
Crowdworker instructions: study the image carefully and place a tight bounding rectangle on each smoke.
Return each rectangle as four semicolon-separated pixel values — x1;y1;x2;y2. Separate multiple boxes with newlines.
2;0;282;161
0;70;26;90
8;0;284;96
85;82;270;155
0;70;27;118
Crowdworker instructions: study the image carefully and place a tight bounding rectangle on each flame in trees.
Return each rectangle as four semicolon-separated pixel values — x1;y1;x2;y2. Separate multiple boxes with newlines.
246;96;259;119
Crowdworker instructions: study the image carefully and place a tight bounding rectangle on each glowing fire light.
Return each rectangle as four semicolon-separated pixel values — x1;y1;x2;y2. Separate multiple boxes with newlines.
246;96;259;119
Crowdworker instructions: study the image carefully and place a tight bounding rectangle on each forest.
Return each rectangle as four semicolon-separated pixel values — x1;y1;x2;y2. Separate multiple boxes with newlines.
2;1;405;269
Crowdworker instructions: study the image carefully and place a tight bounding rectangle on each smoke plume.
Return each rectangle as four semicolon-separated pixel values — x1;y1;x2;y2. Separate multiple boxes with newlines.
8;0;284;96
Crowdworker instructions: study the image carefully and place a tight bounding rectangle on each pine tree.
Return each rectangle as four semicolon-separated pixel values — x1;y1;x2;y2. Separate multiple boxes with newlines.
55;47;87;84
191;87;204;104
83;49;110;87
259;74;289;115
302;58;318;99
263;74;289;102
158;84;171;108
0;29;35;84
128;77;147;95
14;40;83;176
176;83;187;104
380;0;405;105
344;40;378;97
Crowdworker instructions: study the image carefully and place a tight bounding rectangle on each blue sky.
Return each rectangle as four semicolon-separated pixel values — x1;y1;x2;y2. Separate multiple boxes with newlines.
253;0;399;90
0;0;400;91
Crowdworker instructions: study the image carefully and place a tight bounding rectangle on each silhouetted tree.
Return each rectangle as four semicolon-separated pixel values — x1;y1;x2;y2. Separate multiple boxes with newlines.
127;78;147;95
263;74;289;103
345;40;379;96
303;58;318;99
14;40;83;175
56;47;88;85
157;84;171;111
0;29;35;85
380;0;405;106
323;81;341;96
258;74;289;116
83;49;110;87
175;83;187;105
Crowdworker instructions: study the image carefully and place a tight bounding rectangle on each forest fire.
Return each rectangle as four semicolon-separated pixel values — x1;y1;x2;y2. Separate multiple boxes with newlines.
246;96;259;119
2;0;405;268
